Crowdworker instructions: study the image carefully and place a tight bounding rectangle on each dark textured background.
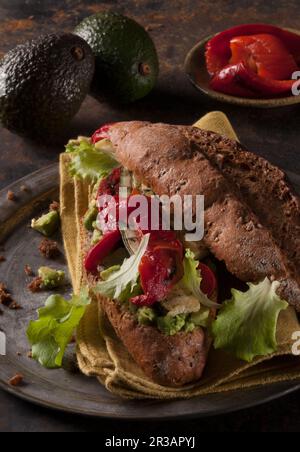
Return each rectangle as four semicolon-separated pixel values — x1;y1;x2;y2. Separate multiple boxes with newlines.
0;0;299;433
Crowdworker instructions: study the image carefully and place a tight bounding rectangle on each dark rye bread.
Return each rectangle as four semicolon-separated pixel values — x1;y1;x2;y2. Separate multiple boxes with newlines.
186;128;300;282
109;121;300;311
101;297;212;387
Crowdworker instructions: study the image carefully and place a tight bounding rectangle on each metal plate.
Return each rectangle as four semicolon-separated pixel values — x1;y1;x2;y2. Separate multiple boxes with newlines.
0;164;299;420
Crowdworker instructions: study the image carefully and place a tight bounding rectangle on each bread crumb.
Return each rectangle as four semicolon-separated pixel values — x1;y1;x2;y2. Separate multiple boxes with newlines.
49;201;60;212
9;301;22;310
39;239;60;259
24;265;34;276
0;283;19;308
20;185;30;193
7;191;16;201
9;373;24;387
27;277;42;293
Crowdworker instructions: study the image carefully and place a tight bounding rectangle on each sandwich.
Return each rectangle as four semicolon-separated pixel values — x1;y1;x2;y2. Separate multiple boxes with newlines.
27;121;300;389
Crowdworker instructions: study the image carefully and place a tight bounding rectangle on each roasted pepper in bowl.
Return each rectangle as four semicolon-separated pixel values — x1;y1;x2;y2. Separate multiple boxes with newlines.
206;24;300;98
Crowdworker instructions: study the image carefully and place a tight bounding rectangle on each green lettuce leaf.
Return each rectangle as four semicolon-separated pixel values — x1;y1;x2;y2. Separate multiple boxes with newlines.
95;234;150;302
68;140;119;182
181;249;219;308
212;278;288;362
27;288;91;369
65;137;91;153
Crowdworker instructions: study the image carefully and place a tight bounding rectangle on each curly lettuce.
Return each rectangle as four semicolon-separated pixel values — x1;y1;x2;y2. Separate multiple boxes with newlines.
181;249;219;308
67;139;119;182
212;278;288;362
27;288;91;369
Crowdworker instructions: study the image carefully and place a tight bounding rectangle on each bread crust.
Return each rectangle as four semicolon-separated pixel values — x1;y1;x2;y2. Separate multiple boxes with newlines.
100;296;212;387
109;122;300;311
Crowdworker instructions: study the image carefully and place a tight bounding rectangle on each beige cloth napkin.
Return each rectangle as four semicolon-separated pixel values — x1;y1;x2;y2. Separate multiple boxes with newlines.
60;111;300;399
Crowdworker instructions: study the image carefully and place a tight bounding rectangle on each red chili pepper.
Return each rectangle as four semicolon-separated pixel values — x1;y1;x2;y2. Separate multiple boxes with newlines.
84;230;121;273
91;123;116;144
206;24;300;76
198;263;217;298
210;62;295;97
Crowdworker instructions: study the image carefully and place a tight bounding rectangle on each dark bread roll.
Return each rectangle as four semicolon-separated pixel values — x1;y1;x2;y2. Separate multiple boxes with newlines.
109;121;300;311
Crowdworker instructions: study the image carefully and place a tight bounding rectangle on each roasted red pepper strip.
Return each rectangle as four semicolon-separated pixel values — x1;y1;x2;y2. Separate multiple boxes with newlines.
210;63;257;97
91;123;116;144
132;262;217;307
210;62;295;97
229;34;298;80
206;24;300;76
135;231;184;305
199;263;217;298
97;167;121;197
84;230;121;273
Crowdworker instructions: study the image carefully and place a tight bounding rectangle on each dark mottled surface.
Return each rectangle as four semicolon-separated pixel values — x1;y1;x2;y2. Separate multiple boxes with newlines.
0;0;299;433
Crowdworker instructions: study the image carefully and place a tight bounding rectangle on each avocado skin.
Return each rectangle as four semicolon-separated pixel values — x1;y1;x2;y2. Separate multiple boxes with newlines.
75;12;159;103
0;33;95;140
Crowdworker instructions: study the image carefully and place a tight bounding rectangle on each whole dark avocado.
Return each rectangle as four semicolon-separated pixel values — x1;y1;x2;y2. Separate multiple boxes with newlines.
0;33;95;140
75;12;159;103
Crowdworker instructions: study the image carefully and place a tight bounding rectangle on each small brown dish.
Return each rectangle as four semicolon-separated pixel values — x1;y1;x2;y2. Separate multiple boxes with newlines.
184;30;300;108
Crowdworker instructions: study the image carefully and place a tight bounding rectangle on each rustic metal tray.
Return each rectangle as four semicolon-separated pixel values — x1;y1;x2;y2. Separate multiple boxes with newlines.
0;164;299;420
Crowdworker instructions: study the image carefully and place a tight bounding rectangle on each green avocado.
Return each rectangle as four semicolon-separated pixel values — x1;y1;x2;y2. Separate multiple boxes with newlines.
157;314;186;336
0;33;95;140
75;12;159;103
83;201;98;231
31;211;60;237
38;267;65;290
137;307;156;326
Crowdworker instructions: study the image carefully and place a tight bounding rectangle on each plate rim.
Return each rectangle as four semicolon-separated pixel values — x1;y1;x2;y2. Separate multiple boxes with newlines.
0;377;299;421
0;164;299;420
